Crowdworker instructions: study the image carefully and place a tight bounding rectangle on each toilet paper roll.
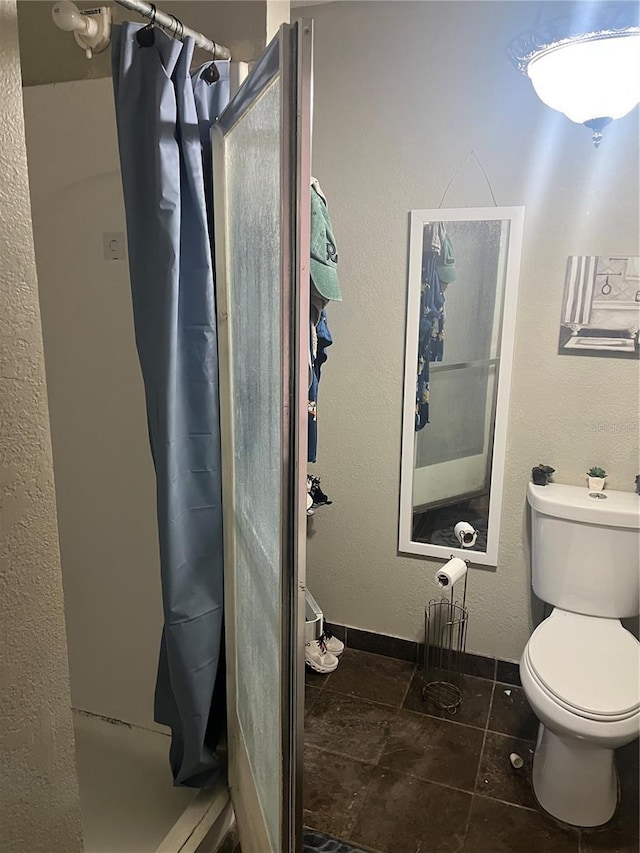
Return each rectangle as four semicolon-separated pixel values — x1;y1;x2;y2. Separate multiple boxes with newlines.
454;521;478;549
435;557;468;589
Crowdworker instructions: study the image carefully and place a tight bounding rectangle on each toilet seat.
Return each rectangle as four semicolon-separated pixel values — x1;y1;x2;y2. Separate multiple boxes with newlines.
525;611;640;722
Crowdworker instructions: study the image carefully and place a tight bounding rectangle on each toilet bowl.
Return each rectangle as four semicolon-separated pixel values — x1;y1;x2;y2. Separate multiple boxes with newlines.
524;482;640;828
520;609;640;827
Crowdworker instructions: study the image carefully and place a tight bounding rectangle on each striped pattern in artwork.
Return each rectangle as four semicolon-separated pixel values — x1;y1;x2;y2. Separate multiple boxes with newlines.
562;256;598;325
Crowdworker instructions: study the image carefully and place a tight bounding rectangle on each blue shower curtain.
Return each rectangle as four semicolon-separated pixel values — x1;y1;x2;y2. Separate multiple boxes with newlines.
112;23;230;788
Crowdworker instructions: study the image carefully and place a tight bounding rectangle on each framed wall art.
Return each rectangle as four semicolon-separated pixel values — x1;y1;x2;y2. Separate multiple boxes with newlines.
559;255;640;358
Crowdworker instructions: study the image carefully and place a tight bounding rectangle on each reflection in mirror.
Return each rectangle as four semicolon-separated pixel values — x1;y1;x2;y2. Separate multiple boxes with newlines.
399;208;525;567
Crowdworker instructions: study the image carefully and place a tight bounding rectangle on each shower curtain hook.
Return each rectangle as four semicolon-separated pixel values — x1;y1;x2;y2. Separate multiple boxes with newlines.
169;14;184;42
136;3;156;48
202;59;221;85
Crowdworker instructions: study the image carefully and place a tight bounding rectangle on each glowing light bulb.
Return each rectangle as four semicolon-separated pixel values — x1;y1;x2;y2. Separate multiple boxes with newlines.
508;10;640;147
528;34;640;125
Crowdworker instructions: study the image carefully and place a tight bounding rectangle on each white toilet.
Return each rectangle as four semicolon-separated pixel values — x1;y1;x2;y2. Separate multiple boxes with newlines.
521;482;640;827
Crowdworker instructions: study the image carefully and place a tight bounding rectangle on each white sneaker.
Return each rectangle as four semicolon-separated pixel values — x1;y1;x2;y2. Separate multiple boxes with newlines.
320;629;344;657
305;638;339;674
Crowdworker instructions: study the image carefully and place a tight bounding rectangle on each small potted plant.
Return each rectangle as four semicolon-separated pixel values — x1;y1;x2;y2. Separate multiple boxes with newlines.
532;464;555;486
587;467;607;492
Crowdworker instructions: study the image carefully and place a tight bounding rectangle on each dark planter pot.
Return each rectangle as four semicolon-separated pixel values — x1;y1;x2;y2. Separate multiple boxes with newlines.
532;465;555;487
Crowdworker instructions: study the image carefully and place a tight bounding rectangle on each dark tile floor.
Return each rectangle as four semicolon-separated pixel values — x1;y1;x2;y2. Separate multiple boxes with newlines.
304;648;640;853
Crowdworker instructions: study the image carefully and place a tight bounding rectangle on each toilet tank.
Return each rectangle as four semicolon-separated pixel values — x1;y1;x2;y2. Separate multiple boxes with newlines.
527;482;640;619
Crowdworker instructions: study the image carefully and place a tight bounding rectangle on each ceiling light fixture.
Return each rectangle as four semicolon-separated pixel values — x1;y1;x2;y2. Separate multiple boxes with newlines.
508;5;640;147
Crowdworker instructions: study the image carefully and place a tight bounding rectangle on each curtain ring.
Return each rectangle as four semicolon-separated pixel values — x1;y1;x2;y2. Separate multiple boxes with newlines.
136;3;156;47
202;61;220;84
169;14;184;41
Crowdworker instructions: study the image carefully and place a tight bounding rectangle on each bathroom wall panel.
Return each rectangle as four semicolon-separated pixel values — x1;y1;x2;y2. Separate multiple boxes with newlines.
296;0;640;662
23;78;163;731
0;3;83;848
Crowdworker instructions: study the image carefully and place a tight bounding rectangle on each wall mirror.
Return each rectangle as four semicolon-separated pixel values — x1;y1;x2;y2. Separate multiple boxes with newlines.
399;207;525;567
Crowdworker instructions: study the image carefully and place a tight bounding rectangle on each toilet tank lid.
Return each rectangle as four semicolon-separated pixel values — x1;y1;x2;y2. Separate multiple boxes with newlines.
527;482;640;529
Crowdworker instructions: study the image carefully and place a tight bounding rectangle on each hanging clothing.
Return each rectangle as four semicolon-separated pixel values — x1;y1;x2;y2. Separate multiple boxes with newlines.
415;223;456;431
308;310;333;464
308;179;340;464
308;180;340;463
112;24;229;788
310;183;342;304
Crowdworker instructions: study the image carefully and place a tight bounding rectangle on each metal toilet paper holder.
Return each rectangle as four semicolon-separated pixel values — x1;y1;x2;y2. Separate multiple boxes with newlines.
422;558;469;713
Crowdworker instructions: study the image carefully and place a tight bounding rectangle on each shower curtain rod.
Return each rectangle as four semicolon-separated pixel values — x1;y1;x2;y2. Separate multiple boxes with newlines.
114;0;232;59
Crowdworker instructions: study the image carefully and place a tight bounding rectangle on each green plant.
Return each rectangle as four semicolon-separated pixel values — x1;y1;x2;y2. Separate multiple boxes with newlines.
587;466;607;478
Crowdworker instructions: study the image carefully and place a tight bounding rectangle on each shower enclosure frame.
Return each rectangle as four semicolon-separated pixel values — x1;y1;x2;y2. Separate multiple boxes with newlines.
212;21;312;853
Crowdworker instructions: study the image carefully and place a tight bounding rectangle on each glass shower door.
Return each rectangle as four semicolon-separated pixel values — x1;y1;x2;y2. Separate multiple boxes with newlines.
212;22;312;853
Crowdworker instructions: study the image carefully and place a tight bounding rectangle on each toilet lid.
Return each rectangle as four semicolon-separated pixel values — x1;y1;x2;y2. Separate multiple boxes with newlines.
527;613;640;719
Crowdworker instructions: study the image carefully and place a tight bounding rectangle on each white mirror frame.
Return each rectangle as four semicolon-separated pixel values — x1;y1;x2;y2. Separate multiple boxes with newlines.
398;206;525;567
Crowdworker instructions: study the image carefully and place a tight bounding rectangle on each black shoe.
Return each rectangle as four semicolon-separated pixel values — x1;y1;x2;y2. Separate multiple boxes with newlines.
309;477;332;508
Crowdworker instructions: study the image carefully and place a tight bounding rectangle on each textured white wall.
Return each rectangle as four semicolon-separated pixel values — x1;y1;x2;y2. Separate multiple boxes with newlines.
23;78;165;731
299;1;640;661
0;2;83;850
